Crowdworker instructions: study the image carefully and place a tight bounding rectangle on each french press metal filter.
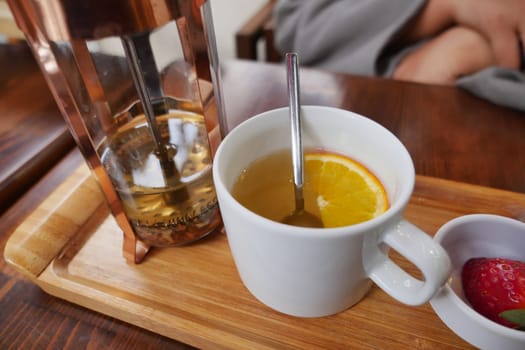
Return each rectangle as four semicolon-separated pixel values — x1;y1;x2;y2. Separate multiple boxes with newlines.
8;0;227;263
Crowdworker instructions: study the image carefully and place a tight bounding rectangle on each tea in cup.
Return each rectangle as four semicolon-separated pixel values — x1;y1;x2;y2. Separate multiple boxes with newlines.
213;106;451;317
231;148;388;228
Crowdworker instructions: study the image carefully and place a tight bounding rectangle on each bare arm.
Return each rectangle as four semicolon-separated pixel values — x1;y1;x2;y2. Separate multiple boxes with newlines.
398;0;525;69
451;0;525;69
393;26;495;85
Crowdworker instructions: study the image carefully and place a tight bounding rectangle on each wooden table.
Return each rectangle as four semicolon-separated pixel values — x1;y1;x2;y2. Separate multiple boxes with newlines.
1;44;525;349
0;43;75;214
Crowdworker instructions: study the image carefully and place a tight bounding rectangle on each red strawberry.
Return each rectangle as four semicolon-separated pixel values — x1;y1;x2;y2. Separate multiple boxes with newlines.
462;257;525;330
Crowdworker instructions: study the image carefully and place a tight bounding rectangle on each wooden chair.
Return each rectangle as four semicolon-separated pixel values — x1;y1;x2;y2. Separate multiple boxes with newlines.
235;0;281;63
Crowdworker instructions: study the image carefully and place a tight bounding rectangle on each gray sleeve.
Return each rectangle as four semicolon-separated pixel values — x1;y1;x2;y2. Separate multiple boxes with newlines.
274;0;525;112
457;68;525;112
273;0;426;76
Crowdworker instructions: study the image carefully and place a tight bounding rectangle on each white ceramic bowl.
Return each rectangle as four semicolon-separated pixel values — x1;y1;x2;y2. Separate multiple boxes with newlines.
430;214;525;350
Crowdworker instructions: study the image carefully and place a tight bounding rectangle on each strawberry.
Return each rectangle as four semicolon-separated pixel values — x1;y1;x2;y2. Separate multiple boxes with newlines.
461;257;525;330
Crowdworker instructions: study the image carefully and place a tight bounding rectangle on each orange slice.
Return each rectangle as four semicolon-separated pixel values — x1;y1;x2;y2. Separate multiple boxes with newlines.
304;152;388;228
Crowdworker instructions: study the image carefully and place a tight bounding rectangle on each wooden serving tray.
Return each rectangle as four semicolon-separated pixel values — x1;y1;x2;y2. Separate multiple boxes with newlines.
4;163;525;349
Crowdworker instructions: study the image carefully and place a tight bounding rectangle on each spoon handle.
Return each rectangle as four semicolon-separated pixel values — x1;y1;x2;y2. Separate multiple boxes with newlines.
286;52;304;211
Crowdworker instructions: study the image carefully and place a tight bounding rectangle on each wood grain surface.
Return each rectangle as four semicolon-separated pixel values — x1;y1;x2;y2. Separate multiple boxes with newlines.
0;155;194;350
5;162;525;349
0;43;74;213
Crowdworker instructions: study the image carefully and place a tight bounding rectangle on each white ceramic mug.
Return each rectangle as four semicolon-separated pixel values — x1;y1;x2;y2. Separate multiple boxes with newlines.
213;106;451;317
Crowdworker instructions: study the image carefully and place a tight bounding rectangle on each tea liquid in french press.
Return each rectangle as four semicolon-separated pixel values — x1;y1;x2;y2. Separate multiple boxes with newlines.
7;0;227;262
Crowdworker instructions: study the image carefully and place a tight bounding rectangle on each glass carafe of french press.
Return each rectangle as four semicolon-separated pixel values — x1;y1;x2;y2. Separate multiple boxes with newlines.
7;0;227;263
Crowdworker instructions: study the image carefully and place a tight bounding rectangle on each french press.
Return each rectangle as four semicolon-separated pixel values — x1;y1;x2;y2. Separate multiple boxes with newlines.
7;0;227;263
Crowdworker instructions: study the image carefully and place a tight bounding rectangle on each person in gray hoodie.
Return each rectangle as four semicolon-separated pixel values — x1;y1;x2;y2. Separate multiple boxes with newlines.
274;0;525;111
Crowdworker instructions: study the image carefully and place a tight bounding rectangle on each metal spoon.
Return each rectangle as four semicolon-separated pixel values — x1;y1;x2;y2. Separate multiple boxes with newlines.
281;53;323;228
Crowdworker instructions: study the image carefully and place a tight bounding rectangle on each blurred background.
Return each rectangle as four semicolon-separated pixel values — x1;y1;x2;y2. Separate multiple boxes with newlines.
0;0;267;61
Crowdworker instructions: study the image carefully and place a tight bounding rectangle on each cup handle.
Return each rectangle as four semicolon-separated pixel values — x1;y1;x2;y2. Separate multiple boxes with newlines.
364;219;451;305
